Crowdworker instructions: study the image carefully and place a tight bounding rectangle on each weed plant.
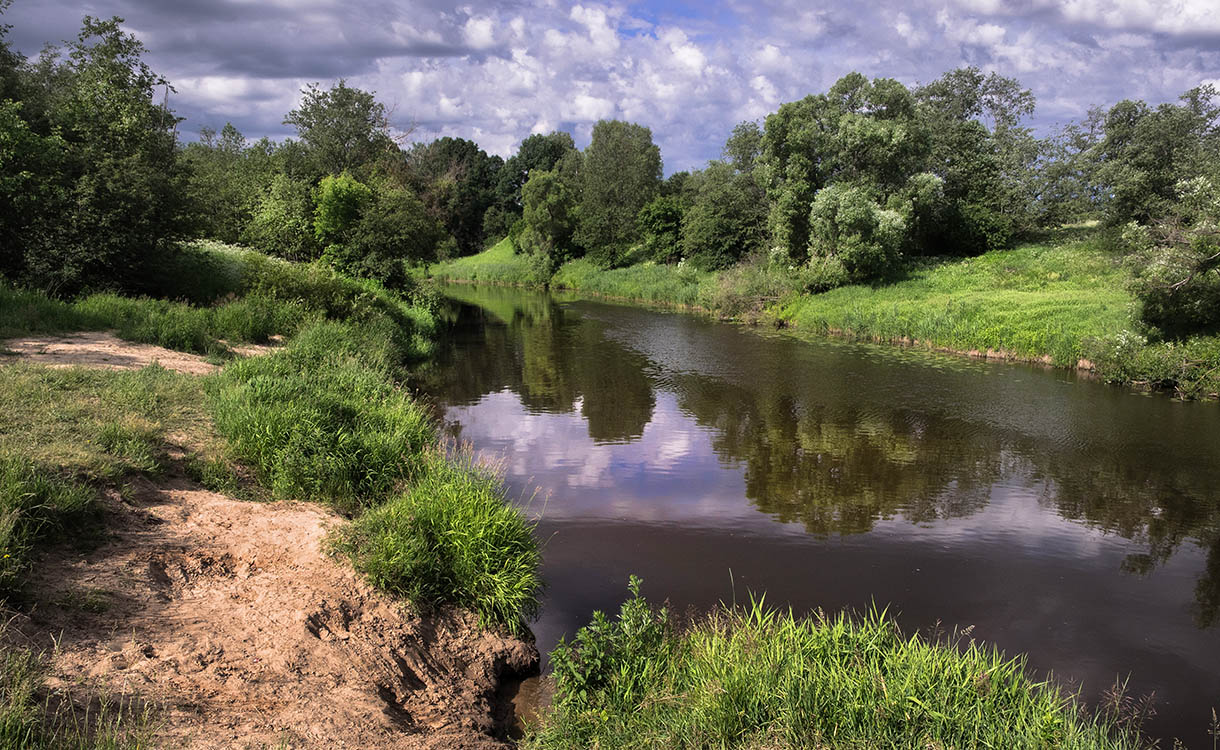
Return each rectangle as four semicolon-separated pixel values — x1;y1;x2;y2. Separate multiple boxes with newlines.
332;450;542;635
528;579;1145;750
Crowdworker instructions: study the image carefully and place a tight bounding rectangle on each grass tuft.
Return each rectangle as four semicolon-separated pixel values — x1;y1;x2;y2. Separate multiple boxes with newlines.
0;459;96;596
528;579;1146;750
331;450;542;635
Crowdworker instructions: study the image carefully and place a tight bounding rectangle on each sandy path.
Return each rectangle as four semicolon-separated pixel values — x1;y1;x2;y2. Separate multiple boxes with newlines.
1;332;277;375
17;477;537;749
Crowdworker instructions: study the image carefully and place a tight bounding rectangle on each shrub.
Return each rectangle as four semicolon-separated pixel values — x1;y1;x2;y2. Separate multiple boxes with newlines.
808;182;905;281
332;451;542;634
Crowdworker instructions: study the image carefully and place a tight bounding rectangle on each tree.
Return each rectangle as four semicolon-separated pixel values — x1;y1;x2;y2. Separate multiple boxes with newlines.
329;184;443;287
575;120;662;267
1095;85;1220;226
243;174;319;261
181;123;274;243
759;74;929;262
914;67;1041;251
404;136;502;255
517;169;578;279
637;196;684;264
723;120;762;175
485;131;577;239
808;183;905;281
313;172;373;247
1124;174;1220;337
283;80;393;177
680;162;767;270
6;16;188;294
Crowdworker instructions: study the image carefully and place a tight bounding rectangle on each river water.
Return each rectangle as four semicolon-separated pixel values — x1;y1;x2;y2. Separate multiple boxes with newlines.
419;283;1220;747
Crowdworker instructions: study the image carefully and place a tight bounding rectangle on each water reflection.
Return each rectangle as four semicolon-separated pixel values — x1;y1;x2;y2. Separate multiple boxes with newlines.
420;284;1220;745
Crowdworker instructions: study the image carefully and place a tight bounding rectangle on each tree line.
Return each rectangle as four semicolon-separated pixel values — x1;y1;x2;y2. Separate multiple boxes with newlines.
1;10;1217;337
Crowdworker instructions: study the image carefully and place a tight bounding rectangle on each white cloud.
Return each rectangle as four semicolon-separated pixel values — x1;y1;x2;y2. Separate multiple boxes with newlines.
463;15;496;49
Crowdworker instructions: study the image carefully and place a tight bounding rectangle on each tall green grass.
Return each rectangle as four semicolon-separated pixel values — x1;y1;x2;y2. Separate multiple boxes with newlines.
430;238;536;285
550;259;713;307
0;459;96;596
528;579;1145;750
779;239;1133;367
1;239;435;358
332;451;542;635
206;319;435;514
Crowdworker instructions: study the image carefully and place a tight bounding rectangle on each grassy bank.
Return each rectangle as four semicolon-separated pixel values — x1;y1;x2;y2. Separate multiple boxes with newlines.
0;241;542;631
527;579;1144;750
0;242;544;742
430;238;536;286
431;232;1220;399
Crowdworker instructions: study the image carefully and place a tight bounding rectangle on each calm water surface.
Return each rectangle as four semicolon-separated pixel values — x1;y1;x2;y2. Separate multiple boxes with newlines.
419;284;1220;746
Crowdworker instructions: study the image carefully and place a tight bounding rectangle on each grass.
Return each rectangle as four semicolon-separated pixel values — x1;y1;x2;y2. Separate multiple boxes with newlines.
779;238;1133;367
527;579;1146;750
0;363;210;481
331;450;542;636
430;237;536;285
0;459;96;596
550;258;713;307
206;319;435;515
0;625;154;749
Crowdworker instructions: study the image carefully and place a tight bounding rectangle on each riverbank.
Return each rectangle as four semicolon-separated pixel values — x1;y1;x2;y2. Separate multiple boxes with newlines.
428;232;1220;400
525;579;1145;750
0;241;541;747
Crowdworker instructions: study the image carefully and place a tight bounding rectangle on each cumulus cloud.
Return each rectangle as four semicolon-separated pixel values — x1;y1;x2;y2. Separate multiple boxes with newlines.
4;0;1218;170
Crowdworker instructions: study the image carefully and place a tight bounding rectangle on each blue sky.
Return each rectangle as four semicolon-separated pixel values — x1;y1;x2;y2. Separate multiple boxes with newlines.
5;0;1218;172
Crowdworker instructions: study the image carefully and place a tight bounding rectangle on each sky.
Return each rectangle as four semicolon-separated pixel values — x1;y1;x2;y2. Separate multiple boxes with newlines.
4;0;1219;172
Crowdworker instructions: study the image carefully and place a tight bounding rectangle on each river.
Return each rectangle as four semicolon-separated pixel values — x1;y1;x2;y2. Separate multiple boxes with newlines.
418;283;1220;747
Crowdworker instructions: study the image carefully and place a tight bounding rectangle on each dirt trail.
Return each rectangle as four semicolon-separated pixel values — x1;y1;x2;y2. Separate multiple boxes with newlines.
16;476;538;749
1;332;276;375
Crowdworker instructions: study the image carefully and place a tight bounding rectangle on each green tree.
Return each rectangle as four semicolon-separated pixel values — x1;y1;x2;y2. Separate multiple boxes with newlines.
636;196;684;264
575;119;662;267
181;123;273;243
404;136;502;255
759;74;928;262
1124;174;1220;337
915;67;1040;251
680;161;767;270
808;182;905;280
283;80;393;177
328;184;443;288
518;169;578;279
243;173;319;260
10;16;188;294
1095;86;1219;226
485;131;576;239
723;120;763;175
313;172;373;247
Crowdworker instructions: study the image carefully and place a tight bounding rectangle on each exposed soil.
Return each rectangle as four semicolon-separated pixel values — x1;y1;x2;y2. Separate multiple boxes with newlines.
9;475;538;749
0;332;277;375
